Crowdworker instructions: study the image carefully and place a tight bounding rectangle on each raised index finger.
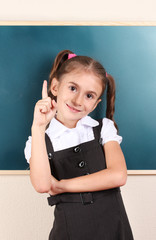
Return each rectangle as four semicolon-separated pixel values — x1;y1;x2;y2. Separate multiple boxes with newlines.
42;80;48;99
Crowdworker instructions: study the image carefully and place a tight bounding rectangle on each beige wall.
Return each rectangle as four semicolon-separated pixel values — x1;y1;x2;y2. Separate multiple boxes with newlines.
0;0;156;21
0;0;156;239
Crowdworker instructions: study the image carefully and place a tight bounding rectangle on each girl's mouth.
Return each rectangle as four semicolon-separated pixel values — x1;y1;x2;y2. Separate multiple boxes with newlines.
66;104;81;113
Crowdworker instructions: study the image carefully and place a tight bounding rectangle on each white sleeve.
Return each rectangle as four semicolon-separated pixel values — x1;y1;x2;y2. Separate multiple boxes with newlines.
101;118;123;145
24;136;32;164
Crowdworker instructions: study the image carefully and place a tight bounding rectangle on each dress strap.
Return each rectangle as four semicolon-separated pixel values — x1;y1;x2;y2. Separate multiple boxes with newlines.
45;133;54;159
93;118;103;143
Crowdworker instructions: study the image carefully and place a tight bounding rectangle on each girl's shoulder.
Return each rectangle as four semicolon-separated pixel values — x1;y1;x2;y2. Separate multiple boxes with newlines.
24;136;32;164
99;117;114;127
99;117;123;145
93;117;115;129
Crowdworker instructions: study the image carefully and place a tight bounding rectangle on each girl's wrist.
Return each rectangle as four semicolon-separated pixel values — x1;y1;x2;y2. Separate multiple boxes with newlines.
31;124;46;134
59;179;67;193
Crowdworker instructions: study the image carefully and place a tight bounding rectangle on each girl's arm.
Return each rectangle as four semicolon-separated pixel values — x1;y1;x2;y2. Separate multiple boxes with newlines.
30;125;63;195
57;141;127;193
29;80;57;193
30;125;52;193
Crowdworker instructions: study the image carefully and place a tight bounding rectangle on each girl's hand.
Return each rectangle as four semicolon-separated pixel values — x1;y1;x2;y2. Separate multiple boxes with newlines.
32;80;57;129
48;175;65;196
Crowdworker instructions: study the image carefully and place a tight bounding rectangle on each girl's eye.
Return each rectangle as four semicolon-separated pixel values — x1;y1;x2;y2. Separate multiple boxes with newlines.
86;93;93;99
69;86;76;92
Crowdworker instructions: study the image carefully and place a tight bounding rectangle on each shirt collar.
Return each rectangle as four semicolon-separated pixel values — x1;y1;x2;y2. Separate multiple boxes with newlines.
77;115;99;127
46;115;99;138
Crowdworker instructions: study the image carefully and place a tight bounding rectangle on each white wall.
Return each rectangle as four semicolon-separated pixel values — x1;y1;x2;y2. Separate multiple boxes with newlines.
0;1;156;239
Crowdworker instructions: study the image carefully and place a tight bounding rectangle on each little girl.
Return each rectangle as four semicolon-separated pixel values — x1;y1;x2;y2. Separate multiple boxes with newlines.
24;50;134;240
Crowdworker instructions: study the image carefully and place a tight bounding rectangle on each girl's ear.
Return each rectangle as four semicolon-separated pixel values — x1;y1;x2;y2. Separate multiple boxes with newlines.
50;78;59;96
92;99;102;111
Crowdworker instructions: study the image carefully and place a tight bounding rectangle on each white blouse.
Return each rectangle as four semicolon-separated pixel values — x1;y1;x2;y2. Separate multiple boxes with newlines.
24;115;122;164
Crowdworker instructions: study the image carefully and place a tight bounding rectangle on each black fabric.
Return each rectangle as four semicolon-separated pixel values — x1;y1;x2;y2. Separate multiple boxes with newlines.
47;188;120;206
45;119;134;240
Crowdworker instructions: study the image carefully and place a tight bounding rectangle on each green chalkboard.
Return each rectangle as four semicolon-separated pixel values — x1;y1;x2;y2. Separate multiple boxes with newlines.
0;25;156;170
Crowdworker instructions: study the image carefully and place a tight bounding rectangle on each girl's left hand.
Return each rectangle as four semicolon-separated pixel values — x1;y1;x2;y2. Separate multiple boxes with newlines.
48;175;65;196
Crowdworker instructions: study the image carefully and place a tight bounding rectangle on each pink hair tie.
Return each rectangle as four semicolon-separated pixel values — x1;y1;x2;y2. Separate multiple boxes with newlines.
106;72;108;77
68;53;77;59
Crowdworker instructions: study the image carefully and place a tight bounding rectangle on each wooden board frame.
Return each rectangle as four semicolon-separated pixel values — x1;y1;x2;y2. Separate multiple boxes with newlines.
0;170;156;175
1;21;156;26
0;21;155;175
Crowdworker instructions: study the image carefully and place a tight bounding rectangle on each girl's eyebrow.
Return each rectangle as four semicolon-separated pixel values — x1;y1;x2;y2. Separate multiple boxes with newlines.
68;81;97;96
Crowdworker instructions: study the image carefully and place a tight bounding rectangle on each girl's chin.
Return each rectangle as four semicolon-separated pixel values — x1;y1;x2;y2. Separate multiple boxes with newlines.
56;113;82;122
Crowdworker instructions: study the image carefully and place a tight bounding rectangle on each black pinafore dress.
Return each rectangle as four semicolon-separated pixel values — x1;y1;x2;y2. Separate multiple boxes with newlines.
45;119;134;240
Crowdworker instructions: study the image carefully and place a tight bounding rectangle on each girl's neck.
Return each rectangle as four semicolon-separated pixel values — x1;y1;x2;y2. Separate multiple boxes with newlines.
55;114;80;129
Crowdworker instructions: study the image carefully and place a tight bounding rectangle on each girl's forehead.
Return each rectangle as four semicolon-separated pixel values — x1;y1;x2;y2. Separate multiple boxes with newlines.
63;70;101;82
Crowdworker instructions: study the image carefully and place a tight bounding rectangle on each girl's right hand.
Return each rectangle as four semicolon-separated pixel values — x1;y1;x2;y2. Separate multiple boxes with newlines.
32;80;57;130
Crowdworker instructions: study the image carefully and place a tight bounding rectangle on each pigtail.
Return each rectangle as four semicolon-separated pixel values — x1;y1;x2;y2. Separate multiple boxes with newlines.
48;49;74;99
106;74;119;133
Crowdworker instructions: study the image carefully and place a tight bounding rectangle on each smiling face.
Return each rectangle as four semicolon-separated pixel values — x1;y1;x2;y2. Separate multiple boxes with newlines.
50;70;103;128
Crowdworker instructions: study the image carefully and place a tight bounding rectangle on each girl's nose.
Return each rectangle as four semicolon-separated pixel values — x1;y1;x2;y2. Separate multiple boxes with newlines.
72;94;83;106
